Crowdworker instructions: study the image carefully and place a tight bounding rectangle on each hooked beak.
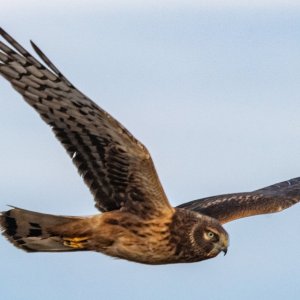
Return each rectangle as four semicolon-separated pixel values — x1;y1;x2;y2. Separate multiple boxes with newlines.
221;237;229;256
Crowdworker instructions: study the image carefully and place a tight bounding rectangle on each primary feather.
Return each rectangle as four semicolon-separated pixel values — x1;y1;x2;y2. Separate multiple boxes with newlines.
0;27;171;218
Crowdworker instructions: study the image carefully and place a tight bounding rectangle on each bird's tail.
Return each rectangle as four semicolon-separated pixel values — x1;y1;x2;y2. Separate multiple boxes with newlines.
0;207;89;252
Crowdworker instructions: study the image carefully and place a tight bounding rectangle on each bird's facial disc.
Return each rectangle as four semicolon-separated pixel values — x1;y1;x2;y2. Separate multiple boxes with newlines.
205;227;229;257
193;222;229;258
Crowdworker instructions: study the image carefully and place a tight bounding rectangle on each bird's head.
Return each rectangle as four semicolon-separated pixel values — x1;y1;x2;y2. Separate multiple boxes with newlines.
190;214;229;259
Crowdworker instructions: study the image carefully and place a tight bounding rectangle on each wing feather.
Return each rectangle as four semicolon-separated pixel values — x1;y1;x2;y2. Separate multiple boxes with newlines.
0;28;172;218
177;177;300;224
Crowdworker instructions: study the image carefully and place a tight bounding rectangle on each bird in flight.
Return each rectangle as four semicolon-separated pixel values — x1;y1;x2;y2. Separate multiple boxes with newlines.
0;28;299;265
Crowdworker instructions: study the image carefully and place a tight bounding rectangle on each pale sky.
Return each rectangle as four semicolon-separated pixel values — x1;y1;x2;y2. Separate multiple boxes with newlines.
2;0;300;12
0;2;300;300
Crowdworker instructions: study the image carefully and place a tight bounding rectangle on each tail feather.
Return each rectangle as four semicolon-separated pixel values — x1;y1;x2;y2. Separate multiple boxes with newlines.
0;207;86;252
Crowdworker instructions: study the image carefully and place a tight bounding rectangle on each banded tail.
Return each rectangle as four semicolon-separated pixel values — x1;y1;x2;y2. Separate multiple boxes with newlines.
0;207;89;252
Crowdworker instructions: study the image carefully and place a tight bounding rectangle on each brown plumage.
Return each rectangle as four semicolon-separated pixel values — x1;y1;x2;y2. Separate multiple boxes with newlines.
0;28;299;264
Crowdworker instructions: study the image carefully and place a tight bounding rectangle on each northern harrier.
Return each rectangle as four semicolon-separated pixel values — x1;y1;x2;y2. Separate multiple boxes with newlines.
0;28;299;264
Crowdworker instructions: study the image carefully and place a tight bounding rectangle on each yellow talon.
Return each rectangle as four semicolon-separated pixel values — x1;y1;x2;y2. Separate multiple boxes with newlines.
63;237;88;249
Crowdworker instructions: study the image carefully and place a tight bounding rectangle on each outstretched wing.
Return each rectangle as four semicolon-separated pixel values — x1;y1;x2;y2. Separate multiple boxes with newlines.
0;28;173;218
177;177;300;224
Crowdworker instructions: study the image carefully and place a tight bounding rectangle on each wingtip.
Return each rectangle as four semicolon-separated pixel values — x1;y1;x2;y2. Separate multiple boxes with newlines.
30;40;40;53
0;27;11;38
0;27;6;37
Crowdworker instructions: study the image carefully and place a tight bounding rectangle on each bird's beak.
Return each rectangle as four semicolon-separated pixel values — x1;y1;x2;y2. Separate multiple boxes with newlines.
221;237;229;256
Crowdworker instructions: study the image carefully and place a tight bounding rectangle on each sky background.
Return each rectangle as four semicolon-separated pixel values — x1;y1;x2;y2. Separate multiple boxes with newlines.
1;1;300;299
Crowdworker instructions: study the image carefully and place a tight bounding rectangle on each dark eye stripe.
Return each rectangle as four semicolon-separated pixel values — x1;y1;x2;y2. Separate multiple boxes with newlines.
212;235;220;243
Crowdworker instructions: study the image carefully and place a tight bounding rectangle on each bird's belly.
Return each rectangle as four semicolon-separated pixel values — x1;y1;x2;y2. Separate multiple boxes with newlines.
111;240;173;264
100;230;174;264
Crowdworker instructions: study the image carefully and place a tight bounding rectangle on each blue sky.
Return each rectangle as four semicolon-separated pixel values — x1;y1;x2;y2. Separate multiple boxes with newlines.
1;1;300;299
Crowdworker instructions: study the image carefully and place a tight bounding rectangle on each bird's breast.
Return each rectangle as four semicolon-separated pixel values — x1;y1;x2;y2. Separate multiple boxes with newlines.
96;211;179;264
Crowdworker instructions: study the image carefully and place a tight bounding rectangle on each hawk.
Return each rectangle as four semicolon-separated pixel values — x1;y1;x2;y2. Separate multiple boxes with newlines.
0;28;299;264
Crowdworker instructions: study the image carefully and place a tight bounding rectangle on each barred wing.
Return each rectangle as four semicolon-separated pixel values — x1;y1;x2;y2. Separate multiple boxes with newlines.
0;28;173;218
177;177;300;224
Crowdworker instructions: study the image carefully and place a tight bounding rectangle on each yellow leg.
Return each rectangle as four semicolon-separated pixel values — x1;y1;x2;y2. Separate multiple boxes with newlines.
63;237;88;249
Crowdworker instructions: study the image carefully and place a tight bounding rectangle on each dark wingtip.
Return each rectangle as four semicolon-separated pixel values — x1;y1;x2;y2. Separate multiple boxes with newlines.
0;28;11;40
30;40;44;61
30;40;37;50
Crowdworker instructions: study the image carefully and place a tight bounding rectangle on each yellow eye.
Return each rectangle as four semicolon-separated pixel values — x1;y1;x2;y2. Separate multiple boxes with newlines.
205;231;220;242
207;231;215;239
